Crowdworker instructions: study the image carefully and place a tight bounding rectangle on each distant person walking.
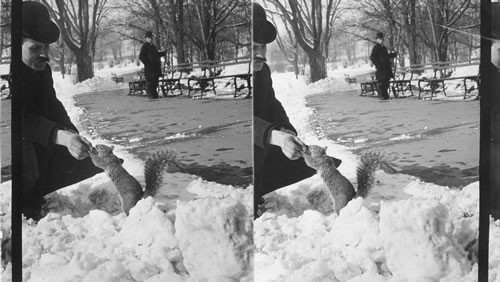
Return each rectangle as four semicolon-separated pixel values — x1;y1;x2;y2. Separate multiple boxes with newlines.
370;32;397;100
139;31;166;99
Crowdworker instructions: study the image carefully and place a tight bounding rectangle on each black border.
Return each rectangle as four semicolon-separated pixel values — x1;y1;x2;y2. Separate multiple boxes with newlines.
479;0;491;281
10;0;21;281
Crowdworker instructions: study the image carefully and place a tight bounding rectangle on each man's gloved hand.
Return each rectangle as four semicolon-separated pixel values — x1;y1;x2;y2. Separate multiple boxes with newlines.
269;129;307;160
55;129;92;160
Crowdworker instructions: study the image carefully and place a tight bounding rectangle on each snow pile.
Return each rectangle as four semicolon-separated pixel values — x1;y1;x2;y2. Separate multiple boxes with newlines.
20;199;183;282
175;197;253;281
379;200;472;281
490;219;500;281
118;198;182;276
255;183;479;281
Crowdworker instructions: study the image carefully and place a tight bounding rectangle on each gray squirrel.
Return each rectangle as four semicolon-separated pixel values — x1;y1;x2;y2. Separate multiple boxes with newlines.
302;145;385;214
89;144;183;215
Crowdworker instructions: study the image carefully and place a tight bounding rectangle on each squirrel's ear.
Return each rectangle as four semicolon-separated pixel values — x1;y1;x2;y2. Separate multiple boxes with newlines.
323;146;328;150
110;145;114;151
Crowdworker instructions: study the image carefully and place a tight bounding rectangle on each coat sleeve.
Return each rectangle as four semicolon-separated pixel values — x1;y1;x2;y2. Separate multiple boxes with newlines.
22;92;76;149
370;45;381;68
23;109;61;148
254;116;275;149
21;69;78;148
139;44;148;66
253;65;297;149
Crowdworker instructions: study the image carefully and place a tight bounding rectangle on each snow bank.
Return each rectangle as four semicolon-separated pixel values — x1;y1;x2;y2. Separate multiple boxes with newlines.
255;182;480;281
380;200;471;280
21;198;186;282
175;197;253;281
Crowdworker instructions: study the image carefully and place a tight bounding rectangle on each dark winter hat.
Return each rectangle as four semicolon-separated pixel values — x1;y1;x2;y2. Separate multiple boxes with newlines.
145;31;153;38
22;1;60;44
253;3;277;44
375;32;384;39
493;2;500;40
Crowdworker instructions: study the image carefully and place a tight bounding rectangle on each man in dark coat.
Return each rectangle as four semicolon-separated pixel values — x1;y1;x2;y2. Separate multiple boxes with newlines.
16;2;102;220
369;32;397;100
139;31;166;99
253;3;341;218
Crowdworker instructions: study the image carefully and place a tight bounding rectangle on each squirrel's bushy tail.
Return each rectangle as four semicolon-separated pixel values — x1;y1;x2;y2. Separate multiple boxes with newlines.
144;150;183;197
355;151;384;198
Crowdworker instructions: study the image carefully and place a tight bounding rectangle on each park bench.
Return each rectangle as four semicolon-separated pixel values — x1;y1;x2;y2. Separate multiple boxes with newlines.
413;59;480;100
360;72;415;98
111;73;124;83
360;73;378;96
361;58;480;99
185;57;252;98
0;73;11;86
209;59;252;98
128;69;147;96
389;59;477;99
0;73;11;99
344;74;357;83
158;63;192;96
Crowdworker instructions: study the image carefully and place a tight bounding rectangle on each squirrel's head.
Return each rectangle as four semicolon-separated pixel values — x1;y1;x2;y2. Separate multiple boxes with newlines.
94;144;114;156
303;145;327;156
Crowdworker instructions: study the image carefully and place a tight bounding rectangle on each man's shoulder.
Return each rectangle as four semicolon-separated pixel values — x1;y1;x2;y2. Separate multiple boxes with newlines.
262;63;271;73
255;63;272;82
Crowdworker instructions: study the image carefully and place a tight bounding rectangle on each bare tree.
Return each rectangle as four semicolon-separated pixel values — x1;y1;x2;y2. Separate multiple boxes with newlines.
400;0;419;66
264;3;301;78
113;0;187;65
42;0;110;82
170;0;186;64
354;0;477;68
267;0;342;83
417;0;472;62
186;0;245;61
0;0;11;64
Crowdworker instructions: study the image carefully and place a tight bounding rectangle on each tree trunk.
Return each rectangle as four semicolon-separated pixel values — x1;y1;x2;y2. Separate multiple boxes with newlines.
437;33;448;62
308;49;327;83
75;48;94;82
59;42;65;77
173;0;186;64
404;0;419;66
206;38;216;61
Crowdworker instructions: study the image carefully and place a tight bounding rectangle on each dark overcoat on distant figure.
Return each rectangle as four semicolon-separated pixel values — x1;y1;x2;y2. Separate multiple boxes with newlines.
16;63;102;207
370;43;396;81
139;42;166;80
253;63;316;200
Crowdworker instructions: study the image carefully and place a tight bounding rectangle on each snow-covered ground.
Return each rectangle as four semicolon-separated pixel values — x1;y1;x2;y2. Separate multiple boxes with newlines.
254;64;498;282
0;63;254;282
